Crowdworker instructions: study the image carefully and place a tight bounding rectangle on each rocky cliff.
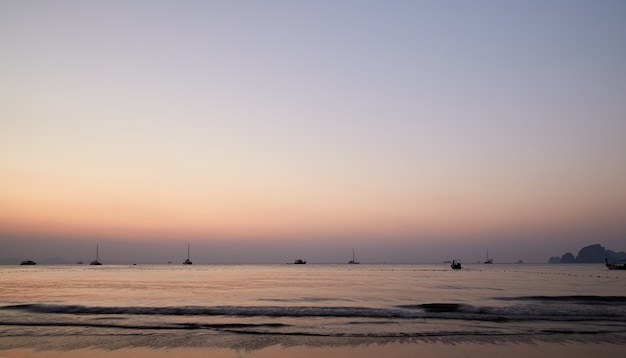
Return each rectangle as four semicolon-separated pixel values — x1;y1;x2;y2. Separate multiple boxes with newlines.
549;244;626;263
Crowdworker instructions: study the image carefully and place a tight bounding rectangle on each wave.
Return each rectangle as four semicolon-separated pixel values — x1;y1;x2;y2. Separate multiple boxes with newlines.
3;297;626;323
3;298;626;341
2;304;415;318
0;320;289;331
497;295;626;304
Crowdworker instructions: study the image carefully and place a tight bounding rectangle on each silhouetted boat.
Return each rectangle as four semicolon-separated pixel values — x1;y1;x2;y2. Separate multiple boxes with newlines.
450;260;462;270
77;261;84;265
605;258;626;270
90;244;102;265
348;249;360;264
20;260;36;265
484;250;493;264
183;243;192;265
293;259;306;264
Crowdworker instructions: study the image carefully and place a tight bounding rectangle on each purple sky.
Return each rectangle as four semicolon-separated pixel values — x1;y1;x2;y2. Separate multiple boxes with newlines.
1;1;625;264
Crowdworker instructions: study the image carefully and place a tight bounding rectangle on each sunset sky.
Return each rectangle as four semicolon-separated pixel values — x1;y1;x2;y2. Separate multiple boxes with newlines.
1;0;625;263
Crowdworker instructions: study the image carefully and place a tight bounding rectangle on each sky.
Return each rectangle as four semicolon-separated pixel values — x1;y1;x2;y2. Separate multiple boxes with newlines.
1;0;625;264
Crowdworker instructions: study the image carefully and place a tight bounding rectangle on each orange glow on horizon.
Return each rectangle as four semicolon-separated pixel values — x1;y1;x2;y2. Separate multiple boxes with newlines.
3;182;624;243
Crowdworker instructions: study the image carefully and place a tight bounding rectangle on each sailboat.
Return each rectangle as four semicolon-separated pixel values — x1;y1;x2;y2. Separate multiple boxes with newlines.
348;249;360;264
484;249;493;264
183;243;192;265
90;244;102;265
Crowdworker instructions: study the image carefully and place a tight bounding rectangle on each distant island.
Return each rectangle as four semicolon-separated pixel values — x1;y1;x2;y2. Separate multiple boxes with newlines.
549;244;626;263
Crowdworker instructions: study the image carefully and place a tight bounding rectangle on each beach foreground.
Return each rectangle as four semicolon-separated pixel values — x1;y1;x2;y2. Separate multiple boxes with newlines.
1;341;623;358
2;331;626;358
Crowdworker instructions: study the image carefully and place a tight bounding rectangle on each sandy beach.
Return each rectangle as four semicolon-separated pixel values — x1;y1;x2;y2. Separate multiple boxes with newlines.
2;330;625;358
1;341;623;358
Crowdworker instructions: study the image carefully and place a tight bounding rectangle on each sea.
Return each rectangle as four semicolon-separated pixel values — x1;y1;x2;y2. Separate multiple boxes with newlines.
1;263;625;351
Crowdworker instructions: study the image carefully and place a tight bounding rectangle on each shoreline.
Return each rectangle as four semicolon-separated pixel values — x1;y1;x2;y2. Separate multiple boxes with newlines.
1;334;625;357
1;341;624;358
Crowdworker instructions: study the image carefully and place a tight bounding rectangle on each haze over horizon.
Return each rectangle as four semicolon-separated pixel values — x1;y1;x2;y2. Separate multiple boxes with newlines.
2;1;625;264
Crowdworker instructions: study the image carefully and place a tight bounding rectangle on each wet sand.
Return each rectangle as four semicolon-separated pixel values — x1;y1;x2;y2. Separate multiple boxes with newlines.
2;326;624;357
0;341;623;358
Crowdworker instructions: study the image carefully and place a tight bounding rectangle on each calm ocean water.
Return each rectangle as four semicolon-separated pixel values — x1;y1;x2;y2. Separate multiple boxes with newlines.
1;264;625;350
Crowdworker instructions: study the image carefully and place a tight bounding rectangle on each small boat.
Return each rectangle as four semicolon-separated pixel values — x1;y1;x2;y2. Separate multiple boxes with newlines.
294;259;306;264
183;243;192;265
484;250;493;264
20;260;37;265
605;258;626;270
90;244;102;265
348;249;360;264
77;261;84;265
450;260;462;270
